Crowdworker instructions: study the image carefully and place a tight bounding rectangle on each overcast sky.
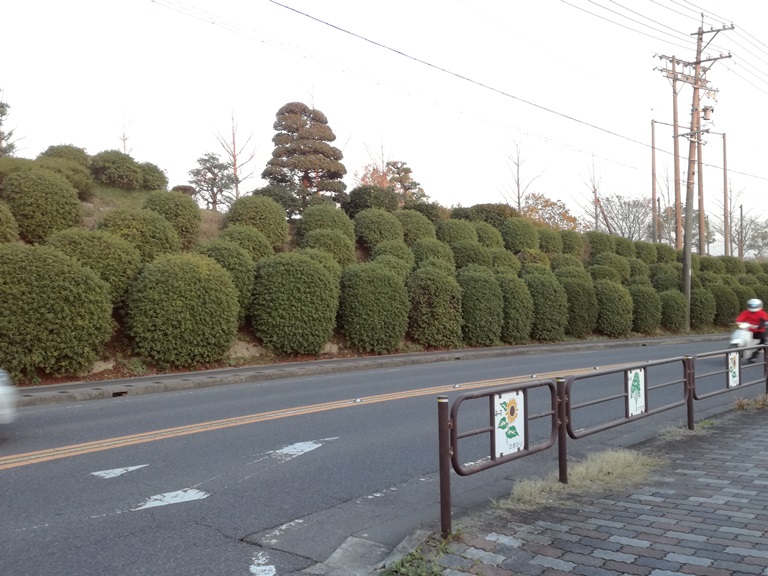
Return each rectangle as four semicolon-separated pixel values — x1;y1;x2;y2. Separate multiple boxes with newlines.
5;0;767;237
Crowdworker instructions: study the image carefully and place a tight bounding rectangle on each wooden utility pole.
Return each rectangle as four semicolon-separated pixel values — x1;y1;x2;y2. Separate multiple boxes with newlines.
651;120;658;243
697;135;705;254
723;134;729;256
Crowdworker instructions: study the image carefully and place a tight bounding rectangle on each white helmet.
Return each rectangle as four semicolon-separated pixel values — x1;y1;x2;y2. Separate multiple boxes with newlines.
747;298;763;312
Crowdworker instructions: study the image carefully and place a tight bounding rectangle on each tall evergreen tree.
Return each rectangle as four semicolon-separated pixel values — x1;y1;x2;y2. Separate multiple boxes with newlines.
261;102;346;210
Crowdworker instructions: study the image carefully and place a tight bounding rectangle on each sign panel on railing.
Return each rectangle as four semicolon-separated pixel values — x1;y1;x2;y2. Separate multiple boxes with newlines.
626;368;646;417
728;352;740;388
494;391;525;457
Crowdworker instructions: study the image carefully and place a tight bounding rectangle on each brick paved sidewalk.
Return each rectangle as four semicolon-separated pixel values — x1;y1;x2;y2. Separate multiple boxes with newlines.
410;409;768;576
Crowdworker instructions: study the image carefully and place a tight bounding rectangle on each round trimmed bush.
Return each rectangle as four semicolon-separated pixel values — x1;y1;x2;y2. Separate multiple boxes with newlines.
127;254;239;367
419;257;456;276
594;280;633;337
524;274;567;341
699;256;725;274
501;218;539;253
634;241;657;265
690;288;716;329
517;248;550;267
584;230;615;260
627;275;653;288
91;150;143;190
496;271;533;344
300;228;356;268
737;273;759;286
372;240;415;270
721;274;739;287
627;257;650;279
551;254;583;270
489;248;521;274
224;195;289;250
560;229;585;257
411;238;455;269
472;221;503;249
139;162;168;191
559;277;598;337
38;144;90;169
650;263;680;292
403;201;449;224
437;219;478;245
47;228;142;307
614;236;636;258
744;260;762;275
372;254;412;280
537;227;563;255
250;253;338;355
394;209;436;246
3;168;81;244
592;252;631;283
143;190;201;249
720;255;745;275
655;243;676;264
659;289;686;332
589;264;622;284
708;284;739;326
451;203;518;229
457;265;503;346
755;273;768;285
628;285;662;334
219;224;275;264
407;267;462;348
296;204;355;243
731;285;756;307
520;263;554;278
696;271;722;287
451;241;492;269
753;285;768;309
293;247;342;285
342;186;399;218
0;202;19;243
36;157;94;201
0;158;35;193
0;244;113;378
193;238;255;322
339;263;409;354
555;266;591;283
354;208;404;249
98;208;182;263
251;184;303;219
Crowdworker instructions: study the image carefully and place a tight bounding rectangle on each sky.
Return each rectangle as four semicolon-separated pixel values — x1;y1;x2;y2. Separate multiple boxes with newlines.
4;0;768;245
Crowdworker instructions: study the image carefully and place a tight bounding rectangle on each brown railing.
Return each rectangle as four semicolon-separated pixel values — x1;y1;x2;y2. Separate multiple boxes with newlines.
437;347;768;536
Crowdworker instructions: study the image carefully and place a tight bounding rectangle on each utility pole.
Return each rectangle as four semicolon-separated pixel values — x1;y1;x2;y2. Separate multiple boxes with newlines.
651;120;658;243
722;134;729;256
697;133;705;254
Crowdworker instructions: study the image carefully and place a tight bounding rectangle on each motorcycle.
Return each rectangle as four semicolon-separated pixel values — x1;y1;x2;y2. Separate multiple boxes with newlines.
729;322;761;361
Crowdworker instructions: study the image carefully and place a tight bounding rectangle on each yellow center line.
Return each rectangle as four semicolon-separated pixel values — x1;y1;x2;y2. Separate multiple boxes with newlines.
0;363;625;470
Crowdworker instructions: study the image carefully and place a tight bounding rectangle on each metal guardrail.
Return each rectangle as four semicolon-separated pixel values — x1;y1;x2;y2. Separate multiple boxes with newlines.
437;346;768;536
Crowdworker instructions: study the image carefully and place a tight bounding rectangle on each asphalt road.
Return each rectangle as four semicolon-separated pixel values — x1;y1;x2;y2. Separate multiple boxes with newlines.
0;336;760;575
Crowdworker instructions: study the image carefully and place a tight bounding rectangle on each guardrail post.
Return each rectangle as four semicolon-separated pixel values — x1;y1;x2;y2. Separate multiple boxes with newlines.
685;355;695;430
556;377;568;484
437;395;452;538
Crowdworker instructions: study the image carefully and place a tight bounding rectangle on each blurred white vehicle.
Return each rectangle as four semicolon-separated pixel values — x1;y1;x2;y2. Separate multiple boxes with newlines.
0;369;18;424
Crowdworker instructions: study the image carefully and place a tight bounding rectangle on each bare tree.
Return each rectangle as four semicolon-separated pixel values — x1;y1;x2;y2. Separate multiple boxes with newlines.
598;194;652;241
217;112;256;200
577;156;614;233
709;186;757;257
501;140;541;213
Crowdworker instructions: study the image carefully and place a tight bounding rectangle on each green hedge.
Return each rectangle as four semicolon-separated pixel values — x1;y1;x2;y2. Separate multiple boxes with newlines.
219;224;275;264
371;254;411;280
192;238;256;322
98;208;182;263
659;289;686;332
0;202;19;243
223;195;288;250
517;248;550;267
634;241;657;265
38;144;90;169
437;219;478;244
339;263;409;353
0;244;113;378
627;257;650;279
524;274;567;341
555;266;592;283
143;190;201;249
699;256;725;274
708;284;740;327
419;257;456;276
342;185;399;218
354;208;404;249
690;288;716;329
650;263;680;292
472;221;504;249
737;273;759;286
501;218;539;253
559;277;598;338
731;285;756;307
594;280;633;337
411;237;455;269
744;260;762;275
496;272;533;344
394;209;436;246
91;150;143;190
655;243;676;263
589;264;621;284
299;228;356;268
592;252;631;283
614;236;636;258
628;285;661;334
584;230;615;260
520;263;554;278
372;240;415;270
537;228;563;255
720;255;746;275
451;240;492;269
250;253;338;355
457;266;503;346
551;254;583;270
407;267;462;348
560;229;585;257
139;162;168;191
36;156;94;201
296;204;355;243
293;247;343;285
489;248;521;274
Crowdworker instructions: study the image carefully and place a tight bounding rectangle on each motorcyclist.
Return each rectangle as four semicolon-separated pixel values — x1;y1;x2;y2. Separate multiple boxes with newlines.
735;298;768;362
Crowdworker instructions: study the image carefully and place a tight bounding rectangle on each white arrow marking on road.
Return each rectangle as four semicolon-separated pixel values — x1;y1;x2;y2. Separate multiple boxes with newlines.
133;488;209;510
250;552;276;576
91;465;148;479
266;437;339;462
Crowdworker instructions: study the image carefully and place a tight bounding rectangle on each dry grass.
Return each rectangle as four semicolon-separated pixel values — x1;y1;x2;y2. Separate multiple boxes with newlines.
734;394;768;410
498;449;665;510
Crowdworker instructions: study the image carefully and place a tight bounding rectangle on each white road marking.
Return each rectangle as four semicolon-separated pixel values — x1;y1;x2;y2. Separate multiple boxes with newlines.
250;551;277;575
262;519;304;545
133;488;209;510
266;437;339;462
91;465;148;479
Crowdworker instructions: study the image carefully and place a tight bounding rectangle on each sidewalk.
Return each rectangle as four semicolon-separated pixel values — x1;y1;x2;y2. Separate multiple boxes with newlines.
385;407;768;576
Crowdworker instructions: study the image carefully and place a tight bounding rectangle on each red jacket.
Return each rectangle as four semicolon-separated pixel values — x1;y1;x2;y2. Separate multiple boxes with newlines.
735;309;768;332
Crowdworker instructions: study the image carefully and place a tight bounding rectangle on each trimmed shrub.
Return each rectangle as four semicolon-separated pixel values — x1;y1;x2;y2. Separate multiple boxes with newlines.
520;263;554;278
501;218;539;253
473;220;504;249
634;241;657;265
251;185;303;219
760;262;768;275
659;290;686;332
517;248;550;267
720;255;746;275
193;239;255;322
224;195;289;250
655;243;676;264
690;288;716;329
301;228;356;268
524;274;567;341
354;208;404;249
708;284;740;326
489;248;521;274
47;228;142;307
293;247;342;285
699;256;725;274
560;229;585;258
98;208;181;263
139;162;168;191
127;254;239;367
143;190;201;249
753;285;768;309
457;265;503;346
419;257;455;276
250;253;338;355
296;204;355;243
36;156;94;201
627;275;653;288
627;257;650;279
451;240;492;269
628;285;662;334
0;202;19;243
584;230;615;260
0;244;113;378
559;277;598;338
372;240;415;270
219;224;275;264
721;274;738;287
537;227;563;255
3;169;81;244
437;219;478;245
614;236;636;258
737;273;759;286
589;264;621;284
755;273;768;286
680;252;701;274
407;267;462;348
372;254;411;281
697;271;722;287
451;203;518;229
411;237;455;269
394;209;436;246
342;186;399;218
37;144;90;169
496;272;533;344
551;253;583;270
555;266;591;282
592;252;631;283
731;285;756;307
402;200;448;225
650;263;680;292
594;280;633;337
339;263;409;353
744;260;762;275
91;150;143;190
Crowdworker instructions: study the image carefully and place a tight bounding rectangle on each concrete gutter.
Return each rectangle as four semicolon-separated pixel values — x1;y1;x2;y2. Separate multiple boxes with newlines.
17;333;727;408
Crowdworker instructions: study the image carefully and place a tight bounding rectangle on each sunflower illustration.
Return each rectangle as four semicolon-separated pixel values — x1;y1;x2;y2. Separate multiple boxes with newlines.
497;397;519;439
